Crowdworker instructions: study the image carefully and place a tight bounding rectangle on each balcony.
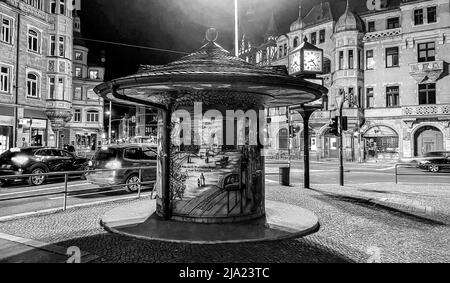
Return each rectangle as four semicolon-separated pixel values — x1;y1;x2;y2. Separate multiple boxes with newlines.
363;28;402;42
46;100;72;110
402;104;450;118
409;60;444;83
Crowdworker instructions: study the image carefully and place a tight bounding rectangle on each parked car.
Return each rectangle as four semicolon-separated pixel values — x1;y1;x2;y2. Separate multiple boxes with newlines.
0;147;89;186
417;151;450;173
86;144;157;193
400;151;450;164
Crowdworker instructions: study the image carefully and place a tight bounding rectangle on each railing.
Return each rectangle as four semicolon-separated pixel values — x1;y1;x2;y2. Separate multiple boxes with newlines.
402;104;450;117
394;163;448;184
0;166;156;211
363;28;402;42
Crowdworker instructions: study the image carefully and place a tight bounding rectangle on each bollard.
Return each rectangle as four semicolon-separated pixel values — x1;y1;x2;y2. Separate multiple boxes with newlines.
63;173;68;211
279;167;290;186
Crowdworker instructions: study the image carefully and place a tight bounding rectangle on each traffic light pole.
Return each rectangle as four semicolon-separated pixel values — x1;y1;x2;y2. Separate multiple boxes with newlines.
339;107;344;187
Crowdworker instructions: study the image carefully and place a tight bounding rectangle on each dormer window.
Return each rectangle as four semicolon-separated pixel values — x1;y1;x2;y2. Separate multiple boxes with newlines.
368;21;375;32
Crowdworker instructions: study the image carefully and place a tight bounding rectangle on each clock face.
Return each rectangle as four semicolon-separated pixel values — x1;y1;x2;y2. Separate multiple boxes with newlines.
303;50;323;73
291;52;301;74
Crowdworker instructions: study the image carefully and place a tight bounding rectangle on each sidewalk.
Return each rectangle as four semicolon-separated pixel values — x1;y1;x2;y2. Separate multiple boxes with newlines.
297;183;450;225
0;232;97;263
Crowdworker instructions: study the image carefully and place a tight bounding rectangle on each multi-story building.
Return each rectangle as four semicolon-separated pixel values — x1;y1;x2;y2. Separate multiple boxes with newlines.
65;11;104;156
0;0;105;155
242;0;450;162
0;0;73;153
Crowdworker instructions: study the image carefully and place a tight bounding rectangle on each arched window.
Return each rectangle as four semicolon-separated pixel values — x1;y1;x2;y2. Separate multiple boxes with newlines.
26;73;39;98
28;29;39;52
86;110;100;123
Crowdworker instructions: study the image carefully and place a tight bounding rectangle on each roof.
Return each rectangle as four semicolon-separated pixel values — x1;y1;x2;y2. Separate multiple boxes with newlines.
94;29;327;110
302;2;333;27
334;1;364;33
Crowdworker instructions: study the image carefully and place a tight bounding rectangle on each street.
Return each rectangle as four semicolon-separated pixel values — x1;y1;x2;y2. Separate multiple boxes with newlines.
266;161;450;185
0;161;448;220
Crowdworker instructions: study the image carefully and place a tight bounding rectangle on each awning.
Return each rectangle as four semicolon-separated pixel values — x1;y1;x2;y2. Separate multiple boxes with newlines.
364;126;398;138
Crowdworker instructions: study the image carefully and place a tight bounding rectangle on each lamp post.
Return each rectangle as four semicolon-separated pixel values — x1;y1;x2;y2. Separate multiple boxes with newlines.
105;101;112;144
335;91;346;187
234;0;239;57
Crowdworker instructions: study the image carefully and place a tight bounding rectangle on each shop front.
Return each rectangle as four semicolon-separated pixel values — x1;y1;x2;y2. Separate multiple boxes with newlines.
363;126;399;161
72;129;102;157
0;106;14;154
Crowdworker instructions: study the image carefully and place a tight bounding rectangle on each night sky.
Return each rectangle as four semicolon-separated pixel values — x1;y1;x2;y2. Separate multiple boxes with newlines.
79;0;373;81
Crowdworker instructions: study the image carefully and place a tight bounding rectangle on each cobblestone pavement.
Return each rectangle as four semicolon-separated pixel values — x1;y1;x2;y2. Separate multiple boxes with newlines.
0;183;448;263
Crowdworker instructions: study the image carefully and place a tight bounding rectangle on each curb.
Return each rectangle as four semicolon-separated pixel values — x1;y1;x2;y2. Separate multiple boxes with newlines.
310;188;449;225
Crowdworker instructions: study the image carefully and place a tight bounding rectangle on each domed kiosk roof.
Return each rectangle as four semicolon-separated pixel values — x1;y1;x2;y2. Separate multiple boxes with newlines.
94;29;327;109
334;0;363;33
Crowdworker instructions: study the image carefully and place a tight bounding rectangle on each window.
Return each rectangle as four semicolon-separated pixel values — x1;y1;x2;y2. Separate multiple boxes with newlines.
358;87;363;108
293;37;299;48
283;43;287;56
418;42;435;62
75;67;82;78
124;148;141;160
50;0;57;14
323;58;331;74
75;52;82;61
348;50;354;69
366;50;374;70
1;17;12;44
418;83;436;105
58;36;65;57
26;0;43;10
0;66;11;93
339;51;344;70
348;88;355;107
311;32;316;45
58;77;65;100
49;35;56;56
358;50;363;70
386;86;399;107
386;47;399;68
427;7;437;23
387;17;400;29
86;111;99;123
74;109;81;122
74;86;82;100
366;88;374;108
89;70;99;80
48;76;55;99
28;29;39;53
414;9;424;25
278;46;283;58
142;147;157;160
368;21;375;32
59;0;65;15
26;73;39;98
319;29;325;44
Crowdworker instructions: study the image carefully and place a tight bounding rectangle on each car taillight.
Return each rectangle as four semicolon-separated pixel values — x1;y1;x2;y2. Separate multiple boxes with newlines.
105;160;121;170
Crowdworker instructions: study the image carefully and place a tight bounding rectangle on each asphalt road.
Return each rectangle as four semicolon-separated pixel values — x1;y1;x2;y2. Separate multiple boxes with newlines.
0;161;448;219
266;161;450;185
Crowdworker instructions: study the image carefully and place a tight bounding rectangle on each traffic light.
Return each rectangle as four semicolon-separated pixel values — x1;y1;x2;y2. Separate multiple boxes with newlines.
342;116;348;131
329;117;339;136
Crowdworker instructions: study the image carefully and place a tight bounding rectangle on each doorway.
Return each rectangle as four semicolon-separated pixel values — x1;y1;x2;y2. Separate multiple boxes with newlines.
414;126;444;157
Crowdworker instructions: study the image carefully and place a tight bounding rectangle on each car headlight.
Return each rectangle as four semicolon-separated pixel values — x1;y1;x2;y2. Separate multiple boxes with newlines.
11;156;29;166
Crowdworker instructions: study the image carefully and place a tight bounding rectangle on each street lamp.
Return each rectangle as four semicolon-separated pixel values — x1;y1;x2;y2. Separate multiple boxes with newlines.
335;90;347;187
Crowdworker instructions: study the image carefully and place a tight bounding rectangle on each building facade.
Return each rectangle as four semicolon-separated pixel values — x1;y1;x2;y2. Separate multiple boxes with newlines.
65;11;104;156
0;0;104;155
241;0;450;162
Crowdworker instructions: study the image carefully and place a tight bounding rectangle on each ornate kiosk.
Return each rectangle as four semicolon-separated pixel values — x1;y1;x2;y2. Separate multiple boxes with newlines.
96;29;328;243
